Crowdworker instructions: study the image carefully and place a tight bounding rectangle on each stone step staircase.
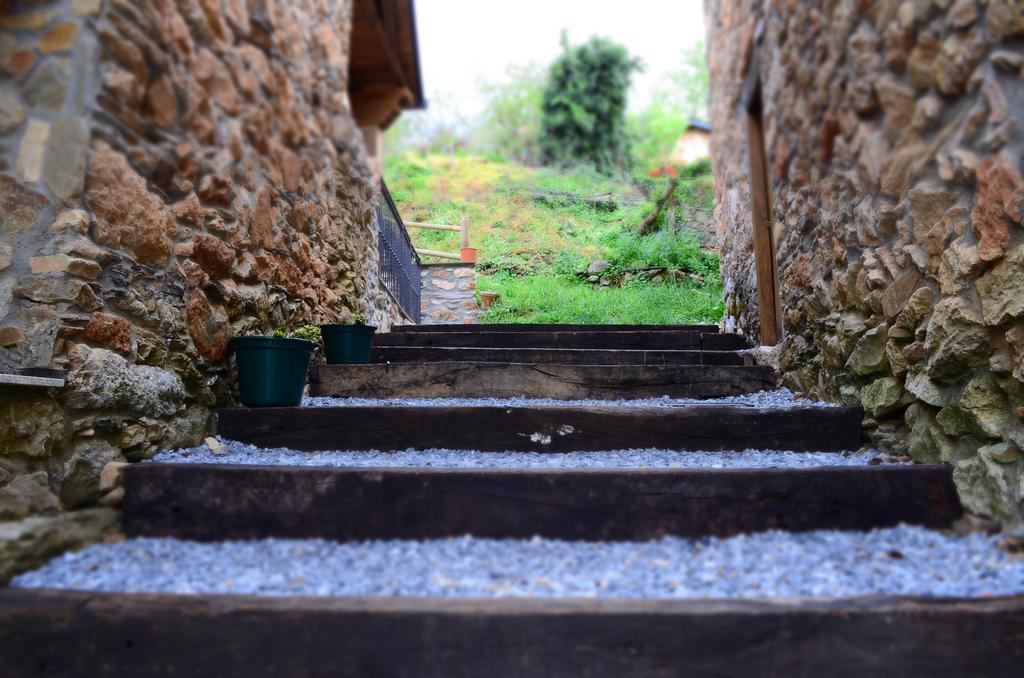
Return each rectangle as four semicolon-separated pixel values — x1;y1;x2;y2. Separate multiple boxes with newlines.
316;323;769;399
311;362;775;399
218;403;863;451
2;324;1023;676
374;327;747;350
371;345;750;365
121;462;961;542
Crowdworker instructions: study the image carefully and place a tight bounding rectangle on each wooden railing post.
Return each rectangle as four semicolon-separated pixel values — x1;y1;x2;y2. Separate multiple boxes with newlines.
406;220;471;261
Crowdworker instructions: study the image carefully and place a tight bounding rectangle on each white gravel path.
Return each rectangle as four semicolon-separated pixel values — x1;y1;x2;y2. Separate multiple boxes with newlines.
153;439;895;469
13;526;1024;599
302;388;839;410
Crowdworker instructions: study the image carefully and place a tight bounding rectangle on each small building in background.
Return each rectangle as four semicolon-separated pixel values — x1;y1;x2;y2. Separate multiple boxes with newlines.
671;119;712;167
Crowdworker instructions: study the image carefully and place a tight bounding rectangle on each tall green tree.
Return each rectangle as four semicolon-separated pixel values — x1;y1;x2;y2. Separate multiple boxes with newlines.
629;41;710;170
384;88;470;155
540;35;641;173
473;63;545;165
664;40;710;122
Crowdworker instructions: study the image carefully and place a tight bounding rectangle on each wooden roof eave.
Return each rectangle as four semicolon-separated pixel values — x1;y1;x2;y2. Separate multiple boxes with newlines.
349;0;424;128
351;85;415;129
397;0;425;110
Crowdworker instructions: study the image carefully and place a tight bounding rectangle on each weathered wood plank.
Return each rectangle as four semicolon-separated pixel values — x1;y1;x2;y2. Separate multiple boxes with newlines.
3;589;1023;678
393;323;721;333
701;332;752;351
123;464;962;542
371;346;748;366
747;101;782;346
415;247;460;260
311;362;774;399
375;330;724;350
404;221;461;231
217;405;864;452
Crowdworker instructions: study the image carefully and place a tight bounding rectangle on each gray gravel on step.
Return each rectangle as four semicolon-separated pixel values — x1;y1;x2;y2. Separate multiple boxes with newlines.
302;388;838;410
153;438;892;469
13;526;1024;599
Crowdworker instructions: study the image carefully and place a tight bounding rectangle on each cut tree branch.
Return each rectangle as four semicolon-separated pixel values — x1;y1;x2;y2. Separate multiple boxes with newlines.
638;177;679;236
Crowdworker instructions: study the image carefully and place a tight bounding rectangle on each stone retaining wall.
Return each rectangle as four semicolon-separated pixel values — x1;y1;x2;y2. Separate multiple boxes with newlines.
420;262;478;324
679;205;716;246
707;0;1024;528
0;0;400;578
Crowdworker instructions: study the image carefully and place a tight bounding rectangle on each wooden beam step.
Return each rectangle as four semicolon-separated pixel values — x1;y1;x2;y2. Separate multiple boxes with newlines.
122;464;961;543
217;405;864;452
371;346;748;366
4;589;1022;677
393;323;721;333
310;363;775;400
374;330;749;351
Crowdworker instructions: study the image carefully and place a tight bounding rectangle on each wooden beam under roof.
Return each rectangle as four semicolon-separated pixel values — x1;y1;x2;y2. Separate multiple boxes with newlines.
349;0;424;129
351;85;413;129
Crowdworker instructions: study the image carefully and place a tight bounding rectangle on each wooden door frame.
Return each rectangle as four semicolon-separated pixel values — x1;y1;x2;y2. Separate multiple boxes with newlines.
740;55;781;346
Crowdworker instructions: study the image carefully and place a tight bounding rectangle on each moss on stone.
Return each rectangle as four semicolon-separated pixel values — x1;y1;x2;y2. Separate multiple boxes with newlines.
936;375;1010;439
845;325;890;375
0;508;118;584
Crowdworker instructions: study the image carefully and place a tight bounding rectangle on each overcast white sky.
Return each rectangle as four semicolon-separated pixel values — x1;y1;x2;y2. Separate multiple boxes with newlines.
413;0;707;115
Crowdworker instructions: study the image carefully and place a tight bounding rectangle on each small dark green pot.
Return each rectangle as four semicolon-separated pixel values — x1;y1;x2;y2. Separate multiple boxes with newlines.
230;336;315;407
320;324;377;364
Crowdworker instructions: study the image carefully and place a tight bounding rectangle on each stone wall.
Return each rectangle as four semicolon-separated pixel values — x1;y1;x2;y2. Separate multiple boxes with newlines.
707;0;1024;529
420;262;478;324
679;205;716;246
0;0;401;578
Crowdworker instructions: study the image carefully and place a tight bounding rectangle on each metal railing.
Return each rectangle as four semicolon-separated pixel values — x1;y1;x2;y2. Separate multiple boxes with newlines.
377;181;421;323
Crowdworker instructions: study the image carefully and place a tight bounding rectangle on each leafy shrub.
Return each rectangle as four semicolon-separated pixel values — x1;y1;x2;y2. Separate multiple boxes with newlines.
680;158;711;177
602;229;719;278
478;273;723;324
628;42;710;170
384;89;471;155
540;36;640;173
272;324;323;345
627;102;690;172
473;63;545;166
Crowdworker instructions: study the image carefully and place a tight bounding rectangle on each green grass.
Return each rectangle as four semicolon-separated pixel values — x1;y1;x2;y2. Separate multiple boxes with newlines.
384;153;722;325
478;273;724;324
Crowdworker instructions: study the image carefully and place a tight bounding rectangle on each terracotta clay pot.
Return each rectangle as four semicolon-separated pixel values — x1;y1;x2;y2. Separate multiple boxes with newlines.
479;291;499;310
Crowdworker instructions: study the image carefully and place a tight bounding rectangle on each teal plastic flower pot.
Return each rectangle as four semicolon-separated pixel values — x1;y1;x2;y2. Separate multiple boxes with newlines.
230;336;315;407
320;324;377;364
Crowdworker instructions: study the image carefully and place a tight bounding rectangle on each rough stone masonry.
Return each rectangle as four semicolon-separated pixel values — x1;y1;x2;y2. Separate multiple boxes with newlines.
420;262;479;324
0;0;403;579
707;0;1024;529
